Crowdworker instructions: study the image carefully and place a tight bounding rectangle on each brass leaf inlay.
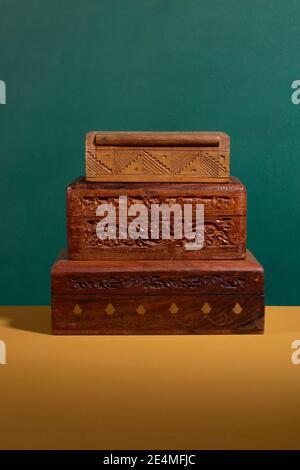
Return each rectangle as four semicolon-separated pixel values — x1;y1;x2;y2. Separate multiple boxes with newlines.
169;303;179;315
136;305;146;315
232;303;242;315
73;304;82;315
105;303;115;315
201;302;211;314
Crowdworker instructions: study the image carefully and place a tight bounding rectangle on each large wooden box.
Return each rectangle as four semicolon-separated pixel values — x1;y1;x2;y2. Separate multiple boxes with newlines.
86;131;230;182
67;177;246;260
51;250;264;335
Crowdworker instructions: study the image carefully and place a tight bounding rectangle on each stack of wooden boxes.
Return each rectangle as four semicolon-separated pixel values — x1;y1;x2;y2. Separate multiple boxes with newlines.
51;132;264;334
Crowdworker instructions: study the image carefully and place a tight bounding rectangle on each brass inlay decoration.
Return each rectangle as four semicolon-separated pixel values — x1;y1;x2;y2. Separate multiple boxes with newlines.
105;303;115;315
201;302;212;314
73;304;82;315
136;305;146;315
232;303;242;315
169;303;179;315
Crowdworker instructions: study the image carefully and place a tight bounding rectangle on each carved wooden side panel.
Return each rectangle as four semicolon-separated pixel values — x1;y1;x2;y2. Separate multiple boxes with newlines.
52;271;263;295
67;215;246;260
67;178;246;260
68;193;245;218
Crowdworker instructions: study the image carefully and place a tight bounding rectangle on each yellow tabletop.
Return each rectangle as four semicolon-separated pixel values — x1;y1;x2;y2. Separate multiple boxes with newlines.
0;306;299;450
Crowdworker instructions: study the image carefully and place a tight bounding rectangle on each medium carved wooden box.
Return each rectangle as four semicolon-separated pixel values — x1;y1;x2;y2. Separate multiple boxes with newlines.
51;250;264;335
86;131;230;182
67;177;246;260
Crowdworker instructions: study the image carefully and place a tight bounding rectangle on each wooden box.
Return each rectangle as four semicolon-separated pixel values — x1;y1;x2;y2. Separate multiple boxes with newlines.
67;177;246;260
51;250;264;335
86;131;230;182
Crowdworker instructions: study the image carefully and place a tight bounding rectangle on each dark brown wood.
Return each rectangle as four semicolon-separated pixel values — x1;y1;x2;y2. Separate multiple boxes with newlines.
94;132;224;147
86;131;230;182
67;177;246;260
51;250;264;335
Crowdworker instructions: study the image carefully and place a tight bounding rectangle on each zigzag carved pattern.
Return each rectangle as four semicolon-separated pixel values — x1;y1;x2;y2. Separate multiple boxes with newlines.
116;151;171;175
174;153;215;176
87;155;113;176
114;150;141;173
170;151;195;174
92;149;229;177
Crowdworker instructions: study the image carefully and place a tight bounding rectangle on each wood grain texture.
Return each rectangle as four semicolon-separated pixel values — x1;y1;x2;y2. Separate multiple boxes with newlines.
86;131;230;182
67;177;246;260
51;250;264;335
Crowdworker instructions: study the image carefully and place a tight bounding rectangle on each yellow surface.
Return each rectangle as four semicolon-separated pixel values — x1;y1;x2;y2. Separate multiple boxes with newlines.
0;306;300;450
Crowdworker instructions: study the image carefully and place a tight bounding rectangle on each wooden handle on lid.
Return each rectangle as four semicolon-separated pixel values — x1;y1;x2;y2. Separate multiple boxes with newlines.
94;132;221;147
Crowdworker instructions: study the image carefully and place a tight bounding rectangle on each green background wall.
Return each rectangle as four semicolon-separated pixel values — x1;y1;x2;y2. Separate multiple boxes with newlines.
0;0;299;305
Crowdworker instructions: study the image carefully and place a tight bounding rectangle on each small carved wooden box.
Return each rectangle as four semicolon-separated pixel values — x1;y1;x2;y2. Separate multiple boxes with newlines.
86;131;230;182
51;250;264;335
67;177;246;260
